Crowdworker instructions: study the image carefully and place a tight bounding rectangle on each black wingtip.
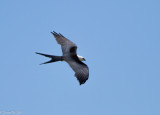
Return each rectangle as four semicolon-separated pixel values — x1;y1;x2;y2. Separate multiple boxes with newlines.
78;79;88;85
51;31;64;37
59;33;64;37
51;31;59;35
79;81;86;85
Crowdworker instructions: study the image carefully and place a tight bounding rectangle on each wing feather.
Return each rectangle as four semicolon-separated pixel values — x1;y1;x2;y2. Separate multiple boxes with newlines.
51;31;77;55
66;55;89;85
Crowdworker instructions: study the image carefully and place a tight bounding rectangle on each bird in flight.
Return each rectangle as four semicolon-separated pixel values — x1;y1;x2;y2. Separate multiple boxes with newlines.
36;31;89;85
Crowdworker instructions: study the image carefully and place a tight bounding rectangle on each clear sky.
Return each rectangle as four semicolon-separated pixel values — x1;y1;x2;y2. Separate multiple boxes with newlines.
0;0;160;115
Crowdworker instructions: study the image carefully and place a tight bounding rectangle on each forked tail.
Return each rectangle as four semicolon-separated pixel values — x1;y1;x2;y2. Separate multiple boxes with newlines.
35;52;64;65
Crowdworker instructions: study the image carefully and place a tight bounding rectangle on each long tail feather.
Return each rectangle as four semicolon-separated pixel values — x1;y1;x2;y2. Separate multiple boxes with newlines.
35;52;63;65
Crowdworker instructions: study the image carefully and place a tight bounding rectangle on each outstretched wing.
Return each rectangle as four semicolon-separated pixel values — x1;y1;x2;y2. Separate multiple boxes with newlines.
51;31;77;56
51;31;89;85
67;55;89;85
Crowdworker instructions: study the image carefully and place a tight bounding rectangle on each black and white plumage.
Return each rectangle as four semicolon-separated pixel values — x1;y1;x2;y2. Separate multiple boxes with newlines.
36;31;89;85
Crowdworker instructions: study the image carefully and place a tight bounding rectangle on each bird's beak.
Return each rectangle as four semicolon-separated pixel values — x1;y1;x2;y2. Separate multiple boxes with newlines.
83;58;86;61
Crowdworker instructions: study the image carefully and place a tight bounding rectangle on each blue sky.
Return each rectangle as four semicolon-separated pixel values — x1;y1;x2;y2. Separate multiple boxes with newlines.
0;0;160;115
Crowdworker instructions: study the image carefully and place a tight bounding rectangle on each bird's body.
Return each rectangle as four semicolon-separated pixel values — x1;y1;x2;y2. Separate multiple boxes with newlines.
36;31;89;85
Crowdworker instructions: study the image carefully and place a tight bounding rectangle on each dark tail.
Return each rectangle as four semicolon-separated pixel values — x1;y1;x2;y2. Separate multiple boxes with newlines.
35;52;64;65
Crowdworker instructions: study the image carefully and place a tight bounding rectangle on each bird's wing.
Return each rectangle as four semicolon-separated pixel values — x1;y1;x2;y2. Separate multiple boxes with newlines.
67;55;89;85
51;31;89;84
51;31;77;55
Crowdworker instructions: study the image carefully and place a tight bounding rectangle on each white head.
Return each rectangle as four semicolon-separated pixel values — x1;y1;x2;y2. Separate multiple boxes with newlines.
77;55;86;61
